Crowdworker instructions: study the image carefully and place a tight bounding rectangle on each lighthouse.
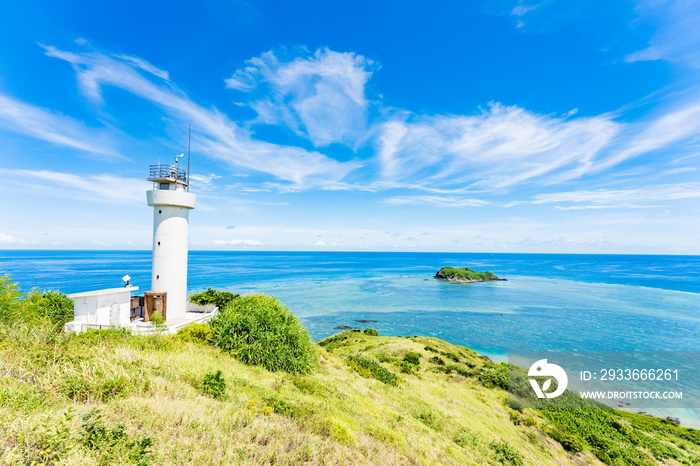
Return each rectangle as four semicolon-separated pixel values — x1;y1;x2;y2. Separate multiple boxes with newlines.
146;154;196;323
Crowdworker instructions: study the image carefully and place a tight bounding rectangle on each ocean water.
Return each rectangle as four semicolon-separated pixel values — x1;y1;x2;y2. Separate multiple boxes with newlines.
2;251;699;358
3;251;700;426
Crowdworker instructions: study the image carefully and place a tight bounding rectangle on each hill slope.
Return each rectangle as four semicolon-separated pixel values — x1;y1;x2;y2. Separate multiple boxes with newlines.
2;323;698;465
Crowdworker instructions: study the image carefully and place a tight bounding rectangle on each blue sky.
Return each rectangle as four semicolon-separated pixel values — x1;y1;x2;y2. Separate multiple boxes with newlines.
1;0;699;253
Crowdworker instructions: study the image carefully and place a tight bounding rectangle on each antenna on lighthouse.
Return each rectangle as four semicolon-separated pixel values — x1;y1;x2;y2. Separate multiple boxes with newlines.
187;124;191;192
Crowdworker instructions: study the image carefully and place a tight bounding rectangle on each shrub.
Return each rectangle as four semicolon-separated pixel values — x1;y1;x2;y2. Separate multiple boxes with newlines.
509;410;521;425
346;355;399;386
424;345;438;353
176;323;213;343
446;364;472;378
453;427;479;448
478;364;509;390
403;352;420;365
547;428;585;453
0;275;73;328
79;409;152;464
24;290;74;327
208;294;318;374
201;370;227;400
189;287;240;309
489;441;523;466
429;356;446;366
363;328;378;336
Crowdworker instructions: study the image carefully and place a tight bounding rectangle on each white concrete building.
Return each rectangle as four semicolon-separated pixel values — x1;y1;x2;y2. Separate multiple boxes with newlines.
146;157;196;324
64;286;138;333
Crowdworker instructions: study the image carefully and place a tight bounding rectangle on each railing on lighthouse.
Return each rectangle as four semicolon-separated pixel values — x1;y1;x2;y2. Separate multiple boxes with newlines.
147;154;189;191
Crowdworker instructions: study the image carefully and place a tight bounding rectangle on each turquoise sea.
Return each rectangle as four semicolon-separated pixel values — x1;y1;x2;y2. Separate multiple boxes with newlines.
2;251;699;359
3;251;700;425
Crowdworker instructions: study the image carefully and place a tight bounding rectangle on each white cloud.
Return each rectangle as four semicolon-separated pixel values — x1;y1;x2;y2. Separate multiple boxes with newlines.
212;239;264;246
511;3;542;16
0;168;150;204
43;44;360;187
0;93;120;157
591;100;700;173
531;183;700;209
0;233;17;243
383;195;490;208
377;103;620;190
312;240;326;246
226;48;376;147
626;0;700;68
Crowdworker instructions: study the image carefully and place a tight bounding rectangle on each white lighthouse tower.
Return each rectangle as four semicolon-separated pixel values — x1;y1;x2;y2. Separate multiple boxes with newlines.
146;154;196;323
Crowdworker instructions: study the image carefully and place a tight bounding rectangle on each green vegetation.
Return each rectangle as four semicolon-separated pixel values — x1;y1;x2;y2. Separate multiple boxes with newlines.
1;275;698;465
189;287;240;309
209;294;318;374
200;370;227;400
435;266;501;282
175;322;213;343
363;327;378;336
0;274;73;328
403;352;420;365
346;355;400;386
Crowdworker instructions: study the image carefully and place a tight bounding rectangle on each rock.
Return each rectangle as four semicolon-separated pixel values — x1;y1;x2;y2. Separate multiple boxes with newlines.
356;320;378;323
334;325;355;330
666;417;681;425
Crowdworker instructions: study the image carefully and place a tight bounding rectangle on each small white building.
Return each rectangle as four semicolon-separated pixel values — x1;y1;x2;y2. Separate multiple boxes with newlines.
64;286;138;333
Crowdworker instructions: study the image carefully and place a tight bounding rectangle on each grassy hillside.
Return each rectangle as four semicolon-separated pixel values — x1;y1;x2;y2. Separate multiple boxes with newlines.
1;278;698;465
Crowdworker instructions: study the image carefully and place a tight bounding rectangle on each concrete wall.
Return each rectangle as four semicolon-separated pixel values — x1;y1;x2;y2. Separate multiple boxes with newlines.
66;286;138;331
147;189;196;323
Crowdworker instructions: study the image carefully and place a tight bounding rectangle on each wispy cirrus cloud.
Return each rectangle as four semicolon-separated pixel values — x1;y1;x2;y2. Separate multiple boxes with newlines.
377;103;620;190
626;0;700;68
42;44;360;187
530;183;700;209
226;48;376;148
0;93;120;158
0;168;151;204
383;195;490;208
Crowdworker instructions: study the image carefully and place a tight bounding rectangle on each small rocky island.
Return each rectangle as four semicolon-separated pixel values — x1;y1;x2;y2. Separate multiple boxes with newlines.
434;266;507;283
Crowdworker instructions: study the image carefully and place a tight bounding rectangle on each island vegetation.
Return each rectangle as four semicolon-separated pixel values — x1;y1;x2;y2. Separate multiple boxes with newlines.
435;266;506;283
1;276;698;465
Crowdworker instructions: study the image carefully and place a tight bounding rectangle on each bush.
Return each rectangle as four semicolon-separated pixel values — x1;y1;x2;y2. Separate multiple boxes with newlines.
403;352;420;365
429;356;446;366
0;275;73;328
176;323;213;343
24;290;74;327
208;294;318;374
547;428;585;453
201;370;227;400
478;364;509;390
346;355;399;386
79;409;153;464
363;328;379;336
489;441;523;466
189;288;240;309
